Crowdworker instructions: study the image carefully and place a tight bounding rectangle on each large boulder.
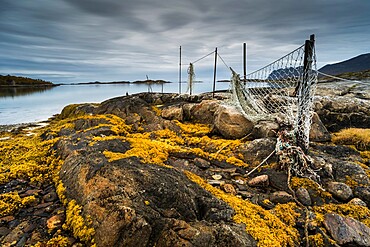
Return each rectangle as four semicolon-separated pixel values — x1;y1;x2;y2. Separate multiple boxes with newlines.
324;213;370;246
214;105;254;139
56;134;256;247
188;100;221;124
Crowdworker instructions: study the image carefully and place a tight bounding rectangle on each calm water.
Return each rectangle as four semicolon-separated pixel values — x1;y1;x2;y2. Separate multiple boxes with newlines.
0;82;229;125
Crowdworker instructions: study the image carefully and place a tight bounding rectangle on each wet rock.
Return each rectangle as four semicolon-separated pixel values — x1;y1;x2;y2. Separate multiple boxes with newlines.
324;213;370;246
295;187;312;206
161;105;183;121
269;191;293;204
214;105;254;139
326;181;353;201
349;198;367;207
194;158;210;169
248;175;269;187
221;184;237;195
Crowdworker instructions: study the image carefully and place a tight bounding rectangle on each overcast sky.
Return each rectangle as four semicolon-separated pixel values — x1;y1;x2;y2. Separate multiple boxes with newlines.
1;0;369;83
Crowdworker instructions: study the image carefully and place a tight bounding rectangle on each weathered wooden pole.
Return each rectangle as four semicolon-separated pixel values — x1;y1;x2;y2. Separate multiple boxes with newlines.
179;46;182;94
212;47;218;98
296;34;315;153
243;43;247;82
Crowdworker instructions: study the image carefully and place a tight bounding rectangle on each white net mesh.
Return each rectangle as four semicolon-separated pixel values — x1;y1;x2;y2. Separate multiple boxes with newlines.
231;40;317;152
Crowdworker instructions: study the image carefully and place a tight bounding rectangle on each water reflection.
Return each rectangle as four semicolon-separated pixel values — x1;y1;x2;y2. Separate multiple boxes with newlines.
0;86;55;98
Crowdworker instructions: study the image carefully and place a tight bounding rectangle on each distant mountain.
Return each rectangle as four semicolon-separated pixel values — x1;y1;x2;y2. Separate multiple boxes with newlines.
267;67;302;80
0;74;54;87
318;53;370;76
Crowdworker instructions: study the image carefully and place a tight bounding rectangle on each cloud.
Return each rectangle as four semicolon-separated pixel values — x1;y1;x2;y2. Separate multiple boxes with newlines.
0;0;369;83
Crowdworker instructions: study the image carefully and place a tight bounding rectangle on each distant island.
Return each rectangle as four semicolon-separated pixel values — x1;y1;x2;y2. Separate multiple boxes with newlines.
0;74;55;87
74;79;171;85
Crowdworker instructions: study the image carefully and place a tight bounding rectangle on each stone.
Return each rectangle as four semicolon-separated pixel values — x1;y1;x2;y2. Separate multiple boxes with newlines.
248;175;269;187
295;187;312;206
208;180;225;186
324;213;370;246
2;221;29;244
214;105;254;139
250;120;279;139
309;112;331;142
189;100;221;124
332;161;369;186
353;186;370;206
194;158;210;169
349;198;367;207
0;227;10;236
42;191;58;202
221;184;237;195
269;191;293;204
238;191;253;199
161;105;183;121
47;215;64;230
241;138;277;165
212;174;222;180
326;181;353;201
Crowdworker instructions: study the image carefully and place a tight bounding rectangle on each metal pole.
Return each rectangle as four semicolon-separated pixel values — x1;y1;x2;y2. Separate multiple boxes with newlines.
179;46;182;94
243;43;247;81
212;47;217;98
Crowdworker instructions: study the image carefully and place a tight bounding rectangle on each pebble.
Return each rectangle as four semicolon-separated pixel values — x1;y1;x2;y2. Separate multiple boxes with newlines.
348;198;367;207
212;174;222;180
194;158;210;169
269;191;293;204
208;180;225;186
295;187;312;206
222;184;237;195
0;227;10;236
248;175;269;187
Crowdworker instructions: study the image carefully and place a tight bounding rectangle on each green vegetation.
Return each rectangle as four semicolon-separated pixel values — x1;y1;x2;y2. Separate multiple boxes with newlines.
0;74;54;86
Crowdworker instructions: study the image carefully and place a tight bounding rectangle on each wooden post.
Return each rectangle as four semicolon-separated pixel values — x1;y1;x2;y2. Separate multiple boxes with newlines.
212;47;217;98
243;43;247;82
179;46;182;94
296;34;315;153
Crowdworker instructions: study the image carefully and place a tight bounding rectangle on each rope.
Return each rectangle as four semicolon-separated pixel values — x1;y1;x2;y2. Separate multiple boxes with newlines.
192;50;215;64
317;71;367;84
217;52;232;71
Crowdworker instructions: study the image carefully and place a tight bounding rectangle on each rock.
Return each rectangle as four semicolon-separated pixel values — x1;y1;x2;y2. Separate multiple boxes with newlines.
324;213;370;246
248;175;269;187
2;221;29;244
353;186;370;206
326;181;353;201
249;120;279;139
241;138;277;165
193;158;210;169
221;184;237;195
208;180;225;186
214;105;254;139
212;174;222;180
269;191;293;204
309;112;331;142
42;191;58;202
315;95;370;132
189;100;221;124
0;227;10;236
295;187;312;206
57;135;255;247
349;198;367;207
238;191;253;199
161;105;183;121
47;215;64;230
332;161;369;186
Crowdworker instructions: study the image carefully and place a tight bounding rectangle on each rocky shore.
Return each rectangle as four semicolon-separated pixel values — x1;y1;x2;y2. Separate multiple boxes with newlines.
0;81;369;246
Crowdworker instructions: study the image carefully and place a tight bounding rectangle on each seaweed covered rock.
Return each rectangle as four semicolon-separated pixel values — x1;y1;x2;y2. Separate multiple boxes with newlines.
56;135;256;247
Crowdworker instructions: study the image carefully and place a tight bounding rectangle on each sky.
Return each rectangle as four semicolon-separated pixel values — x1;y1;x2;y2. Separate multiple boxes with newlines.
1;0;370;83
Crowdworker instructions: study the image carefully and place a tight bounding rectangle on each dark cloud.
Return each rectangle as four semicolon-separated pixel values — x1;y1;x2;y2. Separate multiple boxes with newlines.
0;0;369;83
